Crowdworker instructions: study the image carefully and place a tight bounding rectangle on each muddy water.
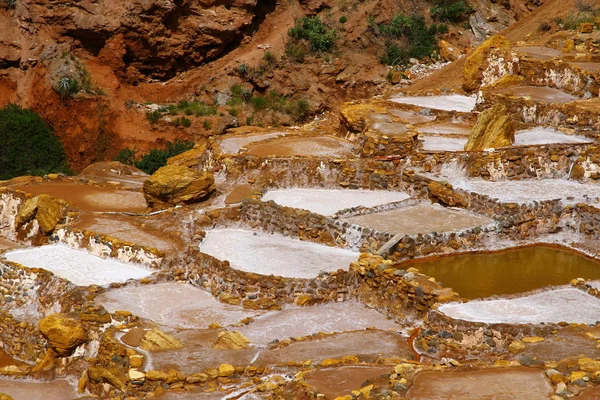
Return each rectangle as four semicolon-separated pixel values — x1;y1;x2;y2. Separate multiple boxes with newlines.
219;132;286;154
4;244;152;286
341;203;492;235
305;366;391;399
225;184;256;204
237;301;400;345
257;330;414;365
246;136;355;157
420;136;467;152
578;386;600;399
401;245;600;299
491;85;577;104
15;181;147;212
200;228;358;278
97;282;259;329
261;188;410;216
368;113;410;135
0;378;80;400
406;367;552;399
514;45;562;60
389;95;476;112
73;215;180;252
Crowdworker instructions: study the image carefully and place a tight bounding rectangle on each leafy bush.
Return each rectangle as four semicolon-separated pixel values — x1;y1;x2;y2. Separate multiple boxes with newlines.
146;110;163;124
431;0;473;22
0;104;69;180
56;76;80;100
376;14;441;65
339;15;348;24
203;120;212;130
168;100;216;117
115;140;195;175
173;117;192;127
284;42;308;63
288;16;337;53
557;11;596;30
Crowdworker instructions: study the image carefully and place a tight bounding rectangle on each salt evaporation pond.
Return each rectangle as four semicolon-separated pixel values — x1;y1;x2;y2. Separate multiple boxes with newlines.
305;366;391;399
453;178;600;203
342;203;492;236
417;122;471;135
237;301;400;345
97;282;258;329
219;132;285;154
200;229;359;278
420;136;467;152
438;288;600;324
406;367;552;400
491;85;577;104
4;245;152;286
0;378;80;400
246;136;355;157
514;127;592;146
389;95;476;112
261;188;410;216
401;245;600;299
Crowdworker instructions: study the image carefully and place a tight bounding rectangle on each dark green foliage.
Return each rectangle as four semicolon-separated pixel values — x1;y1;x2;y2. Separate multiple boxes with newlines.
250;96;268;111
115;140;195;175
146;110;163;124
339;15;348;24
228;85;252;106
173;117;192;127
203;120;212;131
284;42;307;63
376;14;441;65
431;1;473;22
0;104;69;180
168;100;217;117
288;16;337;53
56;76;80;100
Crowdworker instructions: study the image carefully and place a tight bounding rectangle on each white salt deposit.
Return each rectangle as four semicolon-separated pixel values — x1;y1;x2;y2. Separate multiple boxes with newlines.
439;288;600;324
219;132;285;154
514;127;592;146
261;188;410;216
200;228;359;278
389;95;477;112
97;282;258;329
4;245;152;286
453;179;600;203
420;136;468;152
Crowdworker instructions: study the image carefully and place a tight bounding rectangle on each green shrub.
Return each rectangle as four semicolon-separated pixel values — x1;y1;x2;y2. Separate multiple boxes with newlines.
56;76;80;100
250;96;267;111
263;51;276;65
146;110;163;124
288;16;337;52
376;14;440;65
173;117;192;127
228;108;239;117
380;41;407;65
167;100;217;117
284;42;308;63
558;11;596;30
431;1;473;22
116;140;195;175
339;15;348;24
0;104;70;179
203;120;212;131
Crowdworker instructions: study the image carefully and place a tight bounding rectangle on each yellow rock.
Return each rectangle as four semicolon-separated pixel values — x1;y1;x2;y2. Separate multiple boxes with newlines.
339;102;389;133
463;35;510;91
218;363;236;377
128;369;146;384
465;104;515;151
521;336;545;343
139;329;183;351
395;363;416;376
213;331;250;350
166;144;207;167
38;313;87;356
321;358;342;367
0;393;14;400
579;22;594;33
359;384;374;398
143;165;216;208
88;366;127;391
334;396;353;400
508;340;525;354
578;358;600;373
129;355;144;368
438;40;462;62
145;370;168;381
428;181;468;207
569;370;588;382
563;39;575;53
16;194;68;234
485;74;524;89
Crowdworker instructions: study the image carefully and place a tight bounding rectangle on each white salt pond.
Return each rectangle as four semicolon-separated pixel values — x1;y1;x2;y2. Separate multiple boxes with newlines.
97;282;258;329
452;179;600;203
237;301;400;345
389;95;477;113
420;136;468;152
219;132;285;154
200;228;359;278
0;378;80;400
438;288;600;324
514;127;592;146
4;245;152;286
261;188;410;216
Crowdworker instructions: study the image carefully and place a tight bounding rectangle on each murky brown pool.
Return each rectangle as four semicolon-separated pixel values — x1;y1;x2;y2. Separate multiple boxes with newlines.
305;366;391;399
0;378;80;400
399;245;600;299
14;181;147;213
246;136;355;157
491;85;577;104
514;45;561;60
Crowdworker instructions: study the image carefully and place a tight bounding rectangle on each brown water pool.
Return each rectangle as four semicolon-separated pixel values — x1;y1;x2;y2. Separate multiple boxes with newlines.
305;366;392;399
398;245;600;299
246;136;355;157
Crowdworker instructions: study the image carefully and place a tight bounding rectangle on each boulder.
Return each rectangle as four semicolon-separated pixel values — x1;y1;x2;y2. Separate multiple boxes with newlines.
339;102;388;133
139;328;183;351
438;40;462;62
0;394;14;400
213;331;250;350
463;35;510;92
38;314;87;356
464;104;515;151
16;194;68;234
579;22;594;33
166;144;207;168
88;365;127;391
427;181;468;207
143;165;216;208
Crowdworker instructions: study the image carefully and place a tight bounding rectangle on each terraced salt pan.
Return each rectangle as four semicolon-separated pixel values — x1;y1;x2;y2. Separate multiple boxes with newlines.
514;127;592;146
420;136;467;151
438;288;600;324
0;378;80;400
389;95;476;112
200;228;359;278
4;245;152;286
261;188;410;216
417;122;471;135
453;179;600;203
97;282;258;329
219;132;285;154
491;86;577;104
237;301;400;345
